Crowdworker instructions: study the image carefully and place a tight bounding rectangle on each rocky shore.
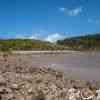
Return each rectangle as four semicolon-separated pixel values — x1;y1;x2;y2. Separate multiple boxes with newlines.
0;53;100;100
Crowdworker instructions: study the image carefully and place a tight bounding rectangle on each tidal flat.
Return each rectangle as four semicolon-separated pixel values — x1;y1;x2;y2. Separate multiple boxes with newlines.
0;52;100;100
12;51;100;81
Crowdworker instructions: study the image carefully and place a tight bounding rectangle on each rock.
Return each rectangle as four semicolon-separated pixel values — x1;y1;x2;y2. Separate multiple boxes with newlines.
1;93;14;100
67;88;80;100
35;94;45;100
96;90;100;100
14;92;25;100
28;86;33;94
0;87;7;94
0;75;7;86
10;83;19;90
80;88;95;100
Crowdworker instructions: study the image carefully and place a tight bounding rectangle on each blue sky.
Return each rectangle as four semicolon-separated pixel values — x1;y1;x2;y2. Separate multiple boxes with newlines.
0;0;100;42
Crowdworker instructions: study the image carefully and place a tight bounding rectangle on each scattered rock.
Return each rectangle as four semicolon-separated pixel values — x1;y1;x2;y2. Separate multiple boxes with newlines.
0;54;100;100
10;83;19;90
0;76;7;86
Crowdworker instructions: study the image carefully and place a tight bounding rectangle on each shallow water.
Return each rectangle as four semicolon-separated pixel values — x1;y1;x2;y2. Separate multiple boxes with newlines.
20;52;100;81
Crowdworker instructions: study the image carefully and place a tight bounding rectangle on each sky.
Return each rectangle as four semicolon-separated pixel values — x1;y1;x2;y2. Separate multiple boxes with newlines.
0;0;100;42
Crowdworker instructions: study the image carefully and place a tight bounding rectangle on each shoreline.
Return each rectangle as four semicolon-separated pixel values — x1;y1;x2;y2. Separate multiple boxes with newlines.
11;50;100;55
12;50;80;54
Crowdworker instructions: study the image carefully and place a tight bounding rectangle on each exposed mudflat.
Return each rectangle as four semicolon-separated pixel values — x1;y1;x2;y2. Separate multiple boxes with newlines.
12;51;100;81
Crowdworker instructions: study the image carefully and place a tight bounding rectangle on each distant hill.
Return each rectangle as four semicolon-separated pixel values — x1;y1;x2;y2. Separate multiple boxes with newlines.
57;34;100;51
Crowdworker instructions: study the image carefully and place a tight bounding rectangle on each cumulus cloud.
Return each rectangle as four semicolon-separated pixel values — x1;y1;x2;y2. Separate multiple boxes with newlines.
30;33;40;39
59;7;83;16
16;33;65;43
45;33;64;43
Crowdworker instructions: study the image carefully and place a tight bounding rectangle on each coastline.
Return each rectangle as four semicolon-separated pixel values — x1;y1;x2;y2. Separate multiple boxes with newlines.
12;50;81;54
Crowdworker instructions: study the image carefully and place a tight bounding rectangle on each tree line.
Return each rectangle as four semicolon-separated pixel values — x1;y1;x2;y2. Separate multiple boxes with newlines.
0;39;64;51
57;34;100;51
0;33;100;52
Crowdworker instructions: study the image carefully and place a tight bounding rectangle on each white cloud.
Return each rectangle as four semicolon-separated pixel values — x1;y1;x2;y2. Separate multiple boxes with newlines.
59;7;83;16
15;33;65;43
28;35;38;39
88;19;100;24
16;33;40;40
45;33;64;43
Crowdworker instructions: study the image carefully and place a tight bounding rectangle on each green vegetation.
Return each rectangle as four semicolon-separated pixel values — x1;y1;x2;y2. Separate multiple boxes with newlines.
57;34;100;51
0;39;64;52
0;33;100;52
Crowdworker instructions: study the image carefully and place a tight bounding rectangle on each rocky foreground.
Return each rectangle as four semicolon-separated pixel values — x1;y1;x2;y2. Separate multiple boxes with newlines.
0;53;100;100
